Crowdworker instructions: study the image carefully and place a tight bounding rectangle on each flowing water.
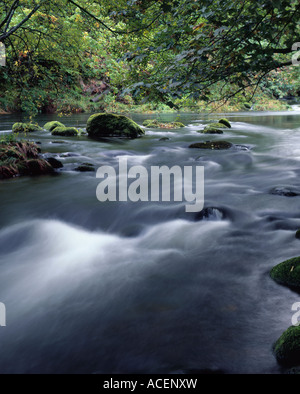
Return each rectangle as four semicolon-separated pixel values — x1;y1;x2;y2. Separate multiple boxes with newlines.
0;108;300;374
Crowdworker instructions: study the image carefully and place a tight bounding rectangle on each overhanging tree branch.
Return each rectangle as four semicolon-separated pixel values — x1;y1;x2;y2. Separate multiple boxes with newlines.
0;2;43;42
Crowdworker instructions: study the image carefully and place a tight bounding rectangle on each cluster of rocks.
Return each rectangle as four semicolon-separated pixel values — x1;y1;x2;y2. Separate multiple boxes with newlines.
188;118;233;150
4;114;235;180
270;256;300;369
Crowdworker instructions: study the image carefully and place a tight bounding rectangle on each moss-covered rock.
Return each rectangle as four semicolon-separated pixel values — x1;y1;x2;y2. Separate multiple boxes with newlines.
218;118;231;128
244;102;252;109
172;121;185;128
46;157;63;169
273;325;300;366
270;256;300;289
143;119;159;127
296;230;300;240
200;127;223;134
12;122;43;133
207;122;230;129
0;141;54;179
87;113;144;139
189;141;233;150
44;121;65;131
143;119;185;129
51;127;80;136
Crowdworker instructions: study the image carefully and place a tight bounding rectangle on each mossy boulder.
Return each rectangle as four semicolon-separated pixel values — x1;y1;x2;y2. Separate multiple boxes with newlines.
87;113;144;139
12;122;43;133
51;127;80;136
207;122;230;129
143;119;185;129
273;326;300;366
270;256;300;289
143;119;159;127
44;121;65;131
296;230;300;240
218;118;231;128
0;141;54;179
189;141;233;150
200;127;223;134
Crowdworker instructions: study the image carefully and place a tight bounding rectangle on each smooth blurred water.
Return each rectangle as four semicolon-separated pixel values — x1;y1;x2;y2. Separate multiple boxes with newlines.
0;107;300;374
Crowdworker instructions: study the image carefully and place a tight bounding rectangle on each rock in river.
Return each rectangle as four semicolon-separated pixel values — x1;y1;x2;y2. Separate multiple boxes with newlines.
273;325;300;367
87;113;144;139
270;256;300;290
189;141;233;150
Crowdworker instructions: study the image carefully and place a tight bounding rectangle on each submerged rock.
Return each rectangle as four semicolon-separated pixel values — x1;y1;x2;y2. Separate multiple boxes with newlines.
273;325;300;366
87;113;144;139
189;141;233;150
74;163;95;172
159;137;170;141
270;187;300;197
194;207;227;221
270;256;300;290
12;122;43;133
51;127;80;136
44;121;65;131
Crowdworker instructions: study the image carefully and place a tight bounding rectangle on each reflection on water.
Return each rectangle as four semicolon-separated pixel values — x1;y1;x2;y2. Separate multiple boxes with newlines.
0;109;299;373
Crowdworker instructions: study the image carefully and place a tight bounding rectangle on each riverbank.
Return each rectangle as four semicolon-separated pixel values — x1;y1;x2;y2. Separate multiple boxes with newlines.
0;93;293;117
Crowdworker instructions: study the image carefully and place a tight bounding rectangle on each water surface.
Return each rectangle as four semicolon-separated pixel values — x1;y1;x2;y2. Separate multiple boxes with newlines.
0;108;300;374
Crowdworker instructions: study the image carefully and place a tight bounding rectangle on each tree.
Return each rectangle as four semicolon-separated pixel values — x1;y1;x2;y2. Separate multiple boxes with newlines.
0;0;299;113
116;0;300;105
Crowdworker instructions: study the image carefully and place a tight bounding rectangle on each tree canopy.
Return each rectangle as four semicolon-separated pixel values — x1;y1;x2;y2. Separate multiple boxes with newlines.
0;0;299;114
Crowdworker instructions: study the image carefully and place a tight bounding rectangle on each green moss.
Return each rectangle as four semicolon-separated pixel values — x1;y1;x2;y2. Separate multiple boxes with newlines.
171;121;185;128
44;121;65;131
143;119;159;127
270;256;300;289
12;122;43;133
296;230;300;240
87;113;144;139
218;118;231;128
189;141;232;150
143;119;185;129
51;127;80;136
12;123;23;133
200;127;223;134
273;326;300;366
207;122;230;129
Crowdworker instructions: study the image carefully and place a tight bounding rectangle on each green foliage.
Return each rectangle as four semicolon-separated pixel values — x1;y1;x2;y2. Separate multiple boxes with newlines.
0;0;299;115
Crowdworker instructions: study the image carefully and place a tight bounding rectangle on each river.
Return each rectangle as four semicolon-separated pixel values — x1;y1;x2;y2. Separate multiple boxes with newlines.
0;108;300;374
